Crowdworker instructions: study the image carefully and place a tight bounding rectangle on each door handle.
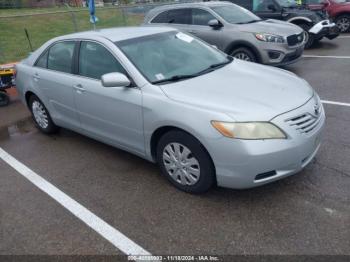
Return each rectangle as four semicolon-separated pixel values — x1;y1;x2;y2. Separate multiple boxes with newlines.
33;73;40;80
73;84;86;93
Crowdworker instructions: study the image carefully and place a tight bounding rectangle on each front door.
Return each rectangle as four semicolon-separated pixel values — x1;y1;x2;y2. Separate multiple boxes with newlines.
254;0;283;20
73;41;144;155
187;8;227;51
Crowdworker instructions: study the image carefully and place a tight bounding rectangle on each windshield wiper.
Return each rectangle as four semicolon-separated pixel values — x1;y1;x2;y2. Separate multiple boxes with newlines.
236;19;262;24
207;56;233;69
152;56;233;85
152;74;198;84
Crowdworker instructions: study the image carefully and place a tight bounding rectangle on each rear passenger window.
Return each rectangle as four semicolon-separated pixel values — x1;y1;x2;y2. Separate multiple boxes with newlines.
151;9;191;24
167;9;191;24
192;9;216;26
151;11;169;23
35;50;48;68
47;41;75;73
78;41;126;80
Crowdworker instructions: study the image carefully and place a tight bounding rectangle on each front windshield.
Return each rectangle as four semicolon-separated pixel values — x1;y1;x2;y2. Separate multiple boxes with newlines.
116;31;230;84
275;0;297;7
211;5;261;24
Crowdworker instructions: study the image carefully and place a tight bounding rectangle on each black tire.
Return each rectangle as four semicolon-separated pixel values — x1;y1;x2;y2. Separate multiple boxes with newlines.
230;47;257;63
29;94;59;134
156;130;215;194
0;91;10;107
299;23;315;49
335;14;350;33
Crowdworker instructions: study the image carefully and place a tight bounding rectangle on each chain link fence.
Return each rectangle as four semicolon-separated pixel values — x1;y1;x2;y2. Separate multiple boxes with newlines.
0;1;195;64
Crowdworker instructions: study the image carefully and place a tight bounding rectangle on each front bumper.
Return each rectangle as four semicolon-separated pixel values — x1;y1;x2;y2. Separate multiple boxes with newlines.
257;37;305;66
207;96;325;189
309;20;340;40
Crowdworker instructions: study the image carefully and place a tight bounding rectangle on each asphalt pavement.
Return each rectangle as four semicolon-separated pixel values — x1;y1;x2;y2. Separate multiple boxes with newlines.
0;35;349;259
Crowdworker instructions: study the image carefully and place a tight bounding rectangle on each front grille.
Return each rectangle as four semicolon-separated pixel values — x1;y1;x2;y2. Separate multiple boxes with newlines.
287;33;304;46
285;107;322;134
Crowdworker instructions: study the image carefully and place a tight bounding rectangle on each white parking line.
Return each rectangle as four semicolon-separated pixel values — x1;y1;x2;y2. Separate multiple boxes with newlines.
0;147;150;258
338;36;350;39
321;100;350;107
303;55;350;59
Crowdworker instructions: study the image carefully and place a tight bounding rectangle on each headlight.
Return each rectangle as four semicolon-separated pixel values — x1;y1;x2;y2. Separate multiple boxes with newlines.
211;121;286;140
255;33;285;43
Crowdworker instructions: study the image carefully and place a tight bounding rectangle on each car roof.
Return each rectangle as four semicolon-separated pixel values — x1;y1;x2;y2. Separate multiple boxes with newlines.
148;1;233;11
144;1;234;21
57;26;176;42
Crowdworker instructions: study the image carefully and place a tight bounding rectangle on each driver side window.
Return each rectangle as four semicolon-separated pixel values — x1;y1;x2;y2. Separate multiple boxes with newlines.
78;41;126;80
254;0;275;12
191;8;216;26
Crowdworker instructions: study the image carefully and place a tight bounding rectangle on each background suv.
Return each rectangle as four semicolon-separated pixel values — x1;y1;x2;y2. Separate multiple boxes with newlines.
305;0;350;32
230;0;340;48
144;2;305;66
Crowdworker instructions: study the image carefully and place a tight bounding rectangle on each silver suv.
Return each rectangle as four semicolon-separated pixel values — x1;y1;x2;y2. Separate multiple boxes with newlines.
144;1;306;66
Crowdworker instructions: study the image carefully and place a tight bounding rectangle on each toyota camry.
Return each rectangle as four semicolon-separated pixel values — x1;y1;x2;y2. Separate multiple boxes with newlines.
15;27;325;193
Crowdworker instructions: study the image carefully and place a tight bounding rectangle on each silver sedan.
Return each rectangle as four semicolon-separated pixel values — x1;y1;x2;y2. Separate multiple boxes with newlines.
15;27;325;193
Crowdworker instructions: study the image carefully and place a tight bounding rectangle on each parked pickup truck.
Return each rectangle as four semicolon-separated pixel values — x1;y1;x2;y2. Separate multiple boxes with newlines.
304;0;350;33
229;0;340;48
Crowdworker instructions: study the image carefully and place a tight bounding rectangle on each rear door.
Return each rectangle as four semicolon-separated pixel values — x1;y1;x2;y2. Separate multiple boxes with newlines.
72;40;144;155
32;41;80;130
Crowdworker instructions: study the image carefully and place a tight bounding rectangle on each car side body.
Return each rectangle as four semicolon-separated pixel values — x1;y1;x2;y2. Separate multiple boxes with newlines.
143;1;306;66
305;0;350;32
15;27;325;192
229;0;340;47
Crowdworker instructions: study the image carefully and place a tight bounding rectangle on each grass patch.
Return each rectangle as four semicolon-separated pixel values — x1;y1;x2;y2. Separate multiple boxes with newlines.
0;7;144;64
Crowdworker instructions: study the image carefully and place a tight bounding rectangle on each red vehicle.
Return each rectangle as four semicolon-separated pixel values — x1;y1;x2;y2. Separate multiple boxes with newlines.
305;0;350;33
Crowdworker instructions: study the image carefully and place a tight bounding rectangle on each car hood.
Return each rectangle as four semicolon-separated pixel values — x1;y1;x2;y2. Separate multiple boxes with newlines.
239;19;303;36
159;60;313;122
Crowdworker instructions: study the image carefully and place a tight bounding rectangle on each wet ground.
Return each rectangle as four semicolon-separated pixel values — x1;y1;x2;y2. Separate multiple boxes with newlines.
0;35;349;259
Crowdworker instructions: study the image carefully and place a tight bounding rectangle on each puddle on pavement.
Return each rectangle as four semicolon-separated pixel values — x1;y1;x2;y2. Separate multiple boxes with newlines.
0;117;35;141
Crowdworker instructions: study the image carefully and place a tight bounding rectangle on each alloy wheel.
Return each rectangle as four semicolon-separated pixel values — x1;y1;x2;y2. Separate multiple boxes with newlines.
337;17;350;33
233;52;252;61
162;142;200;186
32;101;49;129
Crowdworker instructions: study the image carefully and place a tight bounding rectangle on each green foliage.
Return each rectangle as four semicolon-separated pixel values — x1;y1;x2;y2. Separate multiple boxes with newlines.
0;7;144;63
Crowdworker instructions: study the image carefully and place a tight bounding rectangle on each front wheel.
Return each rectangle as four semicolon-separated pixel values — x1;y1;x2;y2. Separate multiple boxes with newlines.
29;95;59;134
230;47;257;62
0;91;10;107
299;23;314;48
336;15;350;33
156;130;215;194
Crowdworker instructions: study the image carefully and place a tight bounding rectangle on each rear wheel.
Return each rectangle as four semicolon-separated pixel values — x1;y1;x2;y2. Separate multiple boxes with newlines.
335;14;350;33
29;95;59;134
156;130;215;193
230;47;256;62
0;91;10;107
299;23;315;48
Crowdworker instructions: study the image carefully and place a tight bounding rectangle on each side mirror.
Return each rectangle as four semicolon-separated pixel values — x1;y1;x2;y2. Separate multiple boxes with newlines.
208;19;222;29
268;4;277;12
101;72;131;88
